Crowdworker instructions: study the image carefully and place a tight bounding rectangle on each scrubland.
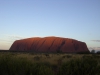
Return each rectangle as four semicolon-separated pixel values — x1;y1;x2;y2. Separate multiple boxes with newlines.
0;52;100;75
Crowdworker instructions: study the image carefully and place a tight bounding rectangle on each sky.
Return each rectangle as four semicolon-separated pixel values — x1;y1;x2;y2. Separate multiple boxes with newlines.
0;0;100;52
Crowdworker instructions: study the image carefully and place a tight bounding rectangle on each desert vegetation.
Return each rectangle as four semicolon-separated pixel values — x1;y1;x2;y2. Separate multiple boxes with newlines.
0;52;100;75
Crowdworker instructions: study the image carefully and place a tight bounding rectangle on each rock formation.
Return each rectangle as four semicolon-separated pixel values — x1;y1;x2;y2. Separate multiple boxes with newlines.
9;36;90;53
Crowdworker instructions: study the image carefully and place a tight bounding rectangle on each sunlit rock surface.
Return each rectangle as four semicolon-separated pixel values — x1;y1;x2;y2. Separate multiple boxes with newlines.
9;36;89;53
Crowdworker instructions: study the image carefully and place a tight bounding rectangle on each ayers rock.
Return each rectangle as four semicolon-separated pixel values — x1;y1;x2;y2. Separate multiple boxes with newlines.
9;36;90;53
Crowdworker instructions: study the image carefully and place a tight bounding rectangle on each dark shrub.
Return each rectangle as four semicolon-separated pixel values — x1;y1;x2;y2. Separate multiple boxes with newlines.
33;56;40;61
62;55;72;58
97;51;100;54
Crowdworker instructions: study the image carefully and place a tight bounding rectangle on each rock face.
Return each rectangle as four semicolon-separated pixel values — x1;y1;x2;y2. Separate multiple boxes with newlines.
9;36;90;53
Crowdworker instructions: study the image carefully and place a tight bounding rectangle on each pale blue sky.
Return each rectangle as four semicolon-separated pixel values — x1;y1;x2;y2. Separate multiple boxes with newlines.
0;0;100;51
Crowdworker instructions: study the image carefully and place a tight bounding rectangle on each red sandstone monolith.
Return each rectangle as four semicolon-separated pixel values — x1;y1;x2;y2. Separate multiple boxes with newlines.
9;36;90;53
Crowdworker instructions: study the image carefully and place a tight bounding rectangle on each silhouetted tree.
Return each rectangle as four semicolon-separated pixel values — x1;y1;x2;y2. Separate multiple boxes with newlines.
91;50;95;53
97;51;100;54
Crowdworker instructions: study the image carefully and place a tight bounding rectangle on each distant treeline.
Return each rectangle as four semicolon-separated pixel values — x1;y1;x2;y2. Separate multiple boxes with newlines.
0;50;100;54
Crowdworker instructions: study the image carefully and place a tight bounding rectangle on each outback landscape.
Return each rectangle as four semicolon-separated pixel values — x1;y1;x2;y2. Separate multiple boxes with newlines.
0;0;100;75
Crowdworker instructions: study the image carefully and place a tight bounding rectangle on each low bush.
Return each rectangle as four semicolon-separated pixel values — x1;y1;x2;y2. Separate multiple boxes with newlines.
33;56;40;61
62;55;72;58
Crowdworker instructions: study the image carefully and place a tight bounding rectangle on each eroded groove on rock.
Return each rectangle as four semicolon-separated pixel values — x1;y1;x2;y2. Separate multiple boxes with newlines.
48;38;56;50
56;40;65;52
37;39;46;52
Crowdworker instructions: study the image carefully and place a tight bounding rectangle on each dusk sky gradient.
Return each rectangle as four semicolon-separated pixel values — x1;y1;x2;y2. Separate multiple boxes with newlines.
0;0;100;51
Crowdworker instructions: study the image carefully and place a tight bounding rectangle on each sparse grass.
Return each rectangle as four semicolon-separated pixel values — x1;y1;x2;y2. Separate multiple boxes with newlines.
0;52;100;75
